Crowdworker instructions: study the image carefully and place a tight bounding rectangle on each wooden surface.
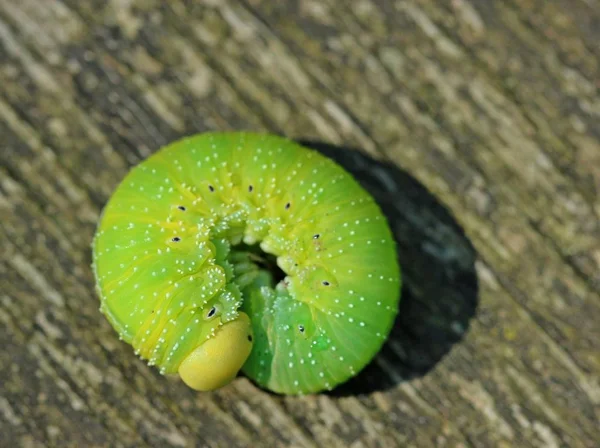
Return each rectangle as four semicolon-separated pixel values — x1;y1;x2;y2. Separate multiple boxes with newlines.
1;1;599;447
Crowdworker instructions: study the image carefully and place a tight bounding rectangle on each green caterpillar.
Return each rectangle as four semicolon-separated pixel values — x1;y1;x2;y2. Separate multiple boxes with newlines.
92;132;401;394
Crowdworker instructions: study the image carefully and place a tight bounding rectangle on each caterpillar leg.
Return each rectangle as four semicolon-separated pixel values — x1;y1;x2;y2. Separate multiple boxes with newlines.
178;312;253;391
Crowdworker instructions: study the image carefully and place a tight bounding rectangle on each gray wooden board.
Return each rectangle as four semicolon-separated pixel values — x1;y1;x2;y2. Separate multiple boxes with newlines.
0;1;598;447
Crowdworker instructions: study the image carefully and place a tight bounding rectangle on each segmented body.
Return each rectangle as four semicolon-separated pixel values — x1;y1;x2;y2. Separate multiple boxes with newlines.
92;132;401;394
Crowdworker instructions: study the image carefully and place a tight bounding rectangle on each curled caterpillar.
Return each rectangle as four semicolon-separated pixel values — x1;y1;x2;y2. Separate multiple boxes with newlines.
92;132;401;394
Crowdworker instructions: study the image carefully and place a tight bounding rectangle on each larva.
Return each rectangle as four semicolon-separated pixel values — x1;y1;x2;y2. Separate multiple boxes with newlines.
92;132;401;394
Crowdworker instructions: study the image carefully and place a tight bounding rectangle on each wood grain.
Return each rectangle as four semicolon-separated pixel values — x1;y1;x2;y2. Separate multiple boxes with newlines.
1;1;598;447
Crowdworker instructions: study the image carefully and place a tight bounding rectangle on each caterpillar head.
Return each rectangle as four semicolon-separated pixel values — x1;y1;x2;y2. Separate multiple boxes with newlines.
178;312;253;391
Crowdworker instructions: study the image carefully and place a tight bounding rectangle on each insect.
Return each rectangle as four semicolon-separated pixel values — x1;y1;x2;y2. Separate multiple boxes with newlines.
92;132;401;394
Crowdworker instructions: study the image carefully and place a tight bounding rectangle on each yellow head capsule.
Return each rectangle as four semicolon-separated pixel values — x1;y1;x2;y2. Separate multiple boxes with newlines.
178;312;253;391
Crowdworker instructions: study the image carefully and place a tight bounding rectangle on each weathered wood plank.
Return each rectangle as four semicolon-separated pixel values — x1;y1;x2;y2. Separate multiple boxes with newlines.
1;1;598;447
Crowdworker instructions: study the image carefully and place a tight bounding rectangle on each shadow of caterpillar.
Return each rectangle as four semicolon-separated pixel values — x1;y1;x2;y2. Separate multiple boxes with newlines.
92;132;401;395
300;141;480;397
